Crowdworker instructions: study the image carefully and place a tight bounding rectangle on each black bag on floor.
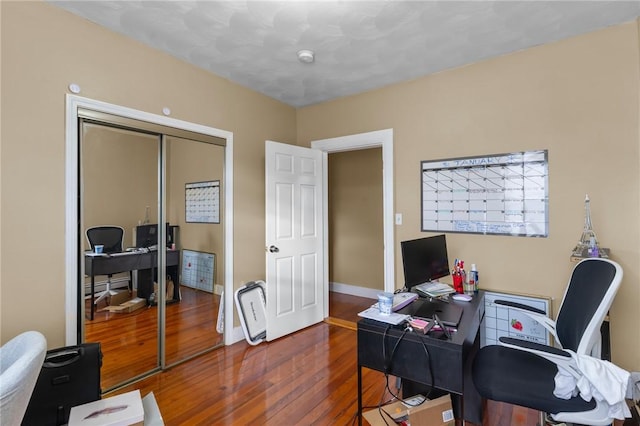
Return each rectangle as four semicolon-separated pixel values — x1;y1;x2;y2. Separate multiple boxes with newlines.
22;342;102;426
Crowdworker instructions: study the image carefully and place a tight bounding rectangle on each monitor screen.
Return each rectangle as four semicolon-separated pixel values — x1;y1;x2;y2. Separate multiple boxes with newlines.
135;223;170;248
401;234;450;290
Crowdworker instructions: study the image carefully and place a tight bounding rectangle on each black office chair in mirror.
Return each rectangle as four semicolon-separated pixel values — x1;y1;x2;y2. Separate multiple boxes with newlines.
85;225;126;304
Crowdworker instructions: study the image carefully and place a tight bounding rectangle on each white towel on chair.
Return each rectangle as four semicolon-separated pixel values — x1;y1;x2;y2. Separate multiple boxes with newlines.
554;350;631;420
554;366;578;399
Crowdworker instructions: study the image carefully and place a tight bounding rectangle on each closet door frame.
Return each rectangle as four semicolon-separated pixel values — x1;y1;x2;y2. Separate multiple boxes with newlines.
64;94;235;347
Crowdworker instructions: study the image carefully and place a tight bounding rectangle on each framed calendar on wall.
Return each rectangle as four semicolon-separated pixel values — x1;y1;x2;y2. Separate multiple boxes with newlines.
185;180;220;223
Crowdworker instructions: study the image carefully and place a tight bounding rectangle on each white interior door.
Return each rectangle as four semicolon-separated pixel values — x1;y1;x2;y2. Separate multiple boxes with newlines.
265;140;324;341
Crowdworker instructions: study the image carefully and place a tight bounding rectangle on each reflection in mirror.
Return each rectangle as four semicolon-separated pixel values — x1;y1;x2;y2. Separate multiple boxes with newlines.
165;136;225;366
81;123;226;392
81;123;160;390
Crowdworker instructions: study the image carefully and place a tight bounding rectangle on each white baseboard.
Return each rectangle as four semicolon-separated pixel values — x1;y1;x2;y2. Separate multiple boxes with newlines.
329;281;380;299
214;284;224;296
225;283;380;347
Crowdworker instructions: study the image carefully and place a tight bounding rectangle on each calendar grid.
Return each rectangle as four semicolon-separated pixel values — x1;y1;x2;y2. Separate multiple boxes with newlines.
185;180;220;224
181;249;215;293
421;150;548;236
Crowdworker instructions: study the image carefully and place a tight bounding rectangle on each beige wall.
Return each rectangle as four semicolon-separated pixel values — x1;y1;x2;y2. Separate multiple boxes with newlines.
328;148;383;290
0;1;297;347
298;22;640;370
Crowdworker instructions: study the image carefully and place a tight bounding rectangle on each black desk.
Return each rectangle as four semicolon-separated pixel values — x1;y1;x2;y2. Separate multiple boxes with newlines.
357;291;485;424
85;249;180;320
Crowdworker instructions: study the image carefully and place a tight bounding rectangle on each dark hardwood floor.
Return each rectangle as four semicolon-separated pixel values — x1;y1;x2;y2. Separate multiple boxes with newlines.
85;285;223;390
328;291;375;324
94;290;540;425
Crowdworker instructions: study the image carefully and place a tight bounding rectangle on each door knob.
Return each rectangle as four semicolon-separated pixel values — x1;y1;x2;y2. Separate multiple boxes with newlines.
268;245;279;253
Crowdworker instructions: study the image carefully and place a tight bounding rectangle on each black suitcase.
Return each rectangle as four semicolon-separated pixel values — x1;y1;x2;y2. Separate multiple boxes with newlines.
22;342;102;426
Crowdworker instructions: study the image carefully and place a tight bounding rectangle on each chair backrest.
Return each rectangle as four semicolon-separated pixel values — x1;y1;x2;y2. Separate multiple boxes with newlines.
555;258;622;356
86;226;124;254
0;331;47;425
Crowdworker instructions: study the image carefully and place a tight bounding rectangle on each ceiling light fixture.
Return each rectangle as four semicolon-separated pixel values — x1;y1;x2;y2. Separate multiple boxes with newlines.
297;49;315;64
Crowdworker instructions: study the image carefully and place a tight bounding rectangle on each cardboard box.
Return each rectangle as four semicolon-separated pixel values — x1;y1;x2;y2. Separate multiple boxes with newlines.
108;290;130;306
152;280;175;302
363;394;454;426
103;297;146;314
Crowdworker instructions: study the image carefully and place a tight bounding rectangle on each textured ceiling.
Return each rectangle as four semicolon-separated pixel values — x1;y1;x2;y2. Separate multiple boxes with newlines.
49;1;640;108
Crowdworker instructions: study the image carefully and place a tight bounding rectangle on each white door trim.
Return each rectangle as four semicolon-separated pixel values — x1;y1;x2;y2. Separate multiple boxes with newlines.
64;94;235;346
311;129;394;317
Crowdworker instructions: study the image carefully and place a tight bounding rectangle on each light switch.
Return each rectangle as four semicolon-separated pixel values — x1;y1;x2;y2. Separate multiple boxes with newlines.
395;213;402;225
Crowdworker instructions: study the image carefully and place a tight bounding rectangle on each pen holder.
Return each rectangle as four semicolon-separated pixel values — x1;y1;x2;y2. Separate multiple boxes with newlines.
452;274;464;294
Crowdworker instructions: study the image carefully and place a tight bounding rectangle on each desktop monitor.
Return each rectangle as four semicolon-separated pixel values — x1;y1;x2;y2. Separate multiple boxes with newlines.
401;234;450;290
135;223;171;248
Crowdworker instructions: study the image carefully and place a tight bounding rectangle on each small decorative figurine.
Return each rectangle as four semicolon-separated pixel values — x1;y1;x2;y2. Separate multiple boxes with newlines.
572;194;608;258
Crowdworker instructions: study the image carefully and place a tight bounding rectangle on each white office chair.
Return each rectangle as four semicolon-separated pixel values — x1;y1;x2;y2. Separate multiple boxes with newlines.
473;258;625;425
0;331;47;425
86;225;126;305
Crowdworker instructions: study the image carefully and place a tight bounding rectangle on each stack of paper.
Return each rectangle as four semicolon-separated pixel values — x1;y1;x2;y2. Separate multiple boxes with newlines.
358;307;410;325
414;282;455;298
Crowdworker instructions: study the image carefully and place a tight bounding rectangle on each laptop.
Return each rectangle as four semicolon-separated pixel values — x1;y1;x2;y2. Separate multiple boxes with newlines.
397;298;463;327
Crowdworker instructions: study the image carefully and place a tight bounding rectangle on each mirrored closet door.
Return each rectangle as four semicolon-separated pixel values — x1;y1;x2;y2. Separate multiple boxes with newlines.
164;135;225;367
79;115;225;392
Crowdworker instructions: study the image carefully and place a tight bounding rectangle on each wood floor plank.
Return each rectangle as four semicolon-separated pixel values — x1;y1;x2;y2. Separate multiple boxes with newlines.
328;292;375;323
324;316;358;330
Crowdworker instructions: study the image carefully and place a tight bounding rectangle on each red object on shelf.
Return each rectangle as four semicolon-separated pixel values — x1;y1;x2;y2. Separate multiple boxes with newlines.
452;273;464;294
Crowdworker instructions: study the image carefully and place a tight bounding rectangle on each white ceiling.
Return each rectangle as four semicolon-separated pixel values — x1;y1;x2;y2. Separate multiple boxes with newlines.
49;1;640;108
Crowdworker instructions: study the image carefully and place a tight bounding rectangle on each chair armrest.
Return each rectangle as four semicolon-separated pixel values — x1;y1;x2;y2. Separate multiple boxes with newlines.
495;299;559;343
499;336;579;378
495;300;545;315
499;337;569;358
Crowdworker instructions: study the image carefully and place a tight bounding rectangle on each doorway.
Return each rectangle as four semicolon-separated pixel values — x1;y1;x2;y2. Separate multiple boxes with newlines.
65;95;234;391
327;148;384;323
311;129;395;321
